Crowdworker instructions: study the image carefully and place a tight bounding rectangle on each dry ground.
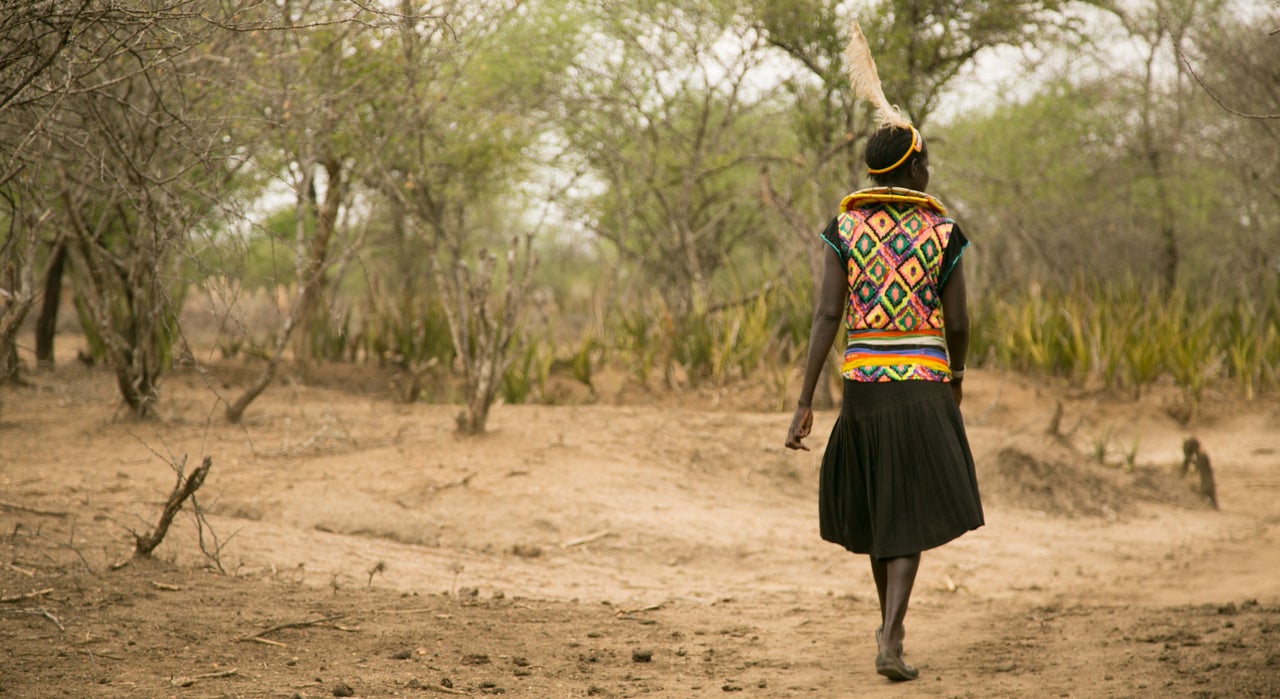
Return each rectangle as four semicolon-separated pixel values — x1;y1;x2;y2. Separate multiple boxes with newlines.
1;349;1278;698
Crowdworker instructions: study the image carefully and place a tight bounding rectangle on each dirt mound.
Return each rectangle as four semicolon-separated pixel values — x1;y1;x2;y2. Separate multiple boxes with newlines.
978;435;1214;517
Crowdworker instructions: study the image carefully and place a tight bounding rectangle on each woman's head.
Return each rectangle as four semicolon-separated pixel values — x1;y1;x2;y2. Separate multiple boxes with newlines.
865;125;929;190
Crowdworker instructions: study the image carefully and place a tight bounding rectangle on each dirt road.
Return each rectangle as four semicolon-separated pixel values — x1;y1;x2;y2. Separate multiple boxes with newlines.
1;364;1276;697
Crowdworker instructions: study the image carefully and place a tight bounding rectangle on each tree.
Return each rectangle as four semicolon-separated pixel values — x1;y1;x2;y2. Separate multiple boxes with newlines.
1176;4;1280;292
0;2;149;384
372;0;579;433
561;0;776;321
221;2;390;422
934;0;1273;296
0;177;52;383
1102;0;1229;293
47;4;243;417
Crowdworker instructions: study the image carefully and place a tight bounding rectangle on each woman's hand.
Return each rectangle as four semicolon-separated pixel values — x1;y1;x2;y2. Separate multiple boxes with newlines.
785;405;814;451
951;381;963;407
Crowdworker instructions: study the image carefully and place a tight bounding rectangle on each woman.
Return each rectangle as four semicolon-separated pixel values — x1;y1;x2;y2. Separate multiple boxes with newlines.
784;122;984;682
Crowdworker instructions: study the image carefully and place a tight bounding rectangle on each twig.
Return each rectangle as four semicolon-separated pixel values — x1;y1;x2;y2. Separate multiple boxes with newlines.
1046;400;1064;436
0;588;54;603
370;607;448;615
170;668;238;687
1171;39;1280;120
191;492;237;575
419;683;472;695
151;581;182;591
76;649;123;661
246;637;287;647
37;607;64;631
616;603;663;616
561;530;612;549
0;501;68;518
439;472;477;491
5;607;64;631
238;614;347;643
707;282;773;313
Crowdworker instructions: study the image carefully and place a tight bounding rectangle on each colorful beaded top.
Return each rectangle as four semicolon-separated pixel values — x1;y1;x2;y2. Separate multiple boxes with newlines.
820;187;967;382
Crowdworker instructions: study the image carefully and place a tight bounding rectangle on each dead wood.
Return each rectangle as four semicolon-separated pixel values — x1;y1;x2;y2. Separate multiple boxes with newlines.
0;588;54;603
3;607;63;631
133;455;212;558
238;613;347;643
413;681;471;695
169;668;238;687
1181;437;1219;509
561;530;612;549
0;501;69;518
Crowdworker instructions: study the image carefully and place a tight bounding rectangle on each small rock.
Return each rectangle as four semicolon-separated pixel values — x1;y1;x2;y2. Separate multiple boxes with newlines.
391;649;413;660
512;657;530;667
632;650;653;663
462;653;491;665
332;681;355;697
441;678;454;688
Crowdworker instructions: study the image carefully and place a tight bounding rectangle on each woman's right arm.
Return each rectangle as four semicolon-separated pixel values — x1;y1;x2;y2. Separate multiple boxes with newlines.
940;258;969;406
785;244;848;450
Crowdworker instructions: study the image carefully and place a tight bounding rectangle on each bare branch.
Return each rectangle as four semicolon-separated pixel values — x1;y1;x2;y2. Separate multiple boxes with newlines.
1172;39;1280;120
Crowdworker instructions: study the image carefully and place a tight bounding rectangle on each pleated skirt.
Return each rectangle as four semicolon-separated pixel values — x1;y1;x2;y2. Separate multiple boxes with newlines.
819;379;984;559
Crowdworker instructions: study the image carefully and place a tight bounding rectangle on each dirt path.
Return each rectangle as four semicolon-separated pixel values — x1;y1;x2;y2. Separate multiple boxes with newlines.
1;365;1277;697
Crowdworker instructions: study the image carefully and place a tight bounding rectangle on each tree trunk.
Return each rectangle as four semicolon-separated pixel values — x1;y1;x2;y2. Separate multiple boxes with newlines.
291;158;345;362
0;327;19;384
34;240;67;369
226;306;300;424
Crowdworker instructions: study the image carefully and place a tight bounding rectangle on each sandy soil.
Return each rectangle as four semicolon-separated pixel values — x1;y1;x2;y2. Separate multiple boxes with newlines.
1;351;1278;698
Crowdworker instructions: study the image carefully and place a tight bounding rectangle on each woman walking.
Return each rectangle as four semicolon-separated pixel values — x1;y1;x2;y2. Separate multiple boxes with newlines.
784;21;984;682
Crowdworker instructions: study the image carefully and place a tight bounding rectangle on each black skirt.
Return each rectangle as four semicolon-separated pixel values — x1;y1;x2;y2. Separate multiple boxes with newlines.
819;379;984;559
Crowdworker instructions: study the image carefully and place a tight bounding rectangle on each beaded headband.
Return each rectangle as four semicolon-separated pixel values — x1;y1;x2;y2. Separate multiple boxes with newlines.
865;126;922;175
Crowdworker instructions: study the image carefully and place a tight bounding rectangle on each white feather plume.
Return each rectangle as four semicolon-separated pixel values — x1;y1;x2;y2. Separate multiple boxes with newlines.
844;20;910;129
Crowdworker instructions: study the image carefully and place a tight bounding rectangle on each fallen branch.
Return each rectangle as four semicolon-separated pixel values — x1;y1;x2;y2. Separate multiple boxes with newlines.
151;581;182;591
135;456;213;558
238;613;347;643
0;501;68;518
37;608;64;631
0;588;54;604
170;668;238;687
561;530;611;549
437;472;477;491
417;682;471;695
76;649;124;661
4;607;64;631
615;603;663;616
